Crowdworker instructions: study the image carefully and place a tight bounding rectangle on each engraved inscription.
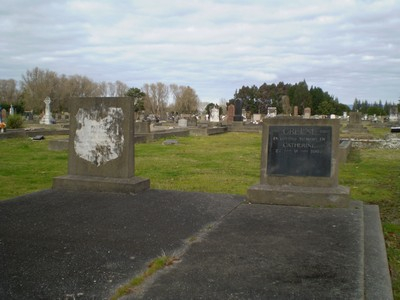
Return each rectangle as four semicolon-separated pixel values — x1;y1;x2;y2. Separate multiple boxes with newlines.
267;126;331;177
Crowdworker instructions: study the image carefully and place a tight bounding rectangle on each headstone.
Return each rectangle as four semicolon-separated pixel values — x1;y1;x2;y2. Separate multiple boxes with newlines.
293;106;298;117
210;107;220;122
303;107;311;119
1;109;6;122
343;112;348;119
135;121;150;134
227;104;235;124
53;97;150;194
242;109;247;121
389;106;398;122
345;112;368;132
281;96;291;115
178;118;188;127
9;105;14;115
253;114;262;123
247;117;350;207
267;107;277;118
40;97;55;125
233;99;243;121
330;114;336;119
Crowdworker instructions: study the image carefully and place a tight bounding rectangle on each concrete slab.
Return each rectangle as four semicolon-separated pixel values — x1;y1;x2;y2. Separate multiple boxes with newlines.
0;189;242;299
364;205;394;300
0;190;392;299
139;203;365;299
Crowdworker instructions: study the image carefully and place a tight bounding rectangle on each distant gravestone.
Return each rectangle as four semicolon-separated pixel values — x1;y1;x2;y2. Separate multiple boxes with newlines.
9;105;14;115
233;100;243;122
346;112;368;133
210;107;219;122
178;118;188;127
247;117;350;207
53;97;150;193
227;104;235;124
253;114;262;123
389;106;399;122
303;107;311;119
267;107;277;118
293;106;299;117
281;96;291;115
1;109;6;122
40;97;55;125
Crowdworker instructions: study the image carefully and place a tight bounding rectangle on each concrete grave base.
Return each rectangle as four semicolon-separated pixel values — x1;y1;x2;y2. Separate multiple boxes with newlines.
53;175;150;194
247;183;351;207
0;190;392;299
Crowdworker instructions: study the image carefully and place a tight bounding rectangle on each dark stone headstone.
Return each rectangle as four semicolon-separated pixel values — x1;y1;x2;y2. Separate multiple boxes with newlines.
247;117;350;207
233;100;243;121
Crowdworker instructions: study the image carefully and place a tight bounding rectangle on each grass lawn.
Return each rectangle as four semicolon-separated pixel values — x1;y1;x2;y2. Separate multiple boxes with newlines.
0;131;399;298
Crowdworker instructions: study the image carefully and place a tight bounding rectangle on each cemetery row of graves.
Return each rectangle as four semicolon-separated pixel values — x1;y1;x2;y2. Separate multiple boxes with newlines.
0;97;399;297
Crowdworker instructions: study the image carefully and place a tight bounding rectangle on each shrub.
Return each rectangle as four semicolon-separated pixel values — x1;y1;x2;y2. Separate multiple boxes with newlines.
7;114;24;129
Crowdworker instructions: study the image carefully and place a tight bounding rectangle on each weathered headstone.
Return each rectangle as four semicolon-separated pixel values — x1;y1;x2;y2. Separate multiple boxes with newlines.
303;107;311;119
389;106;398;122
281;96;291;115
53;97;150;193
9;105;14;115
293;106;298;117
178;118;188;127
345;112;368;132
252;114;262;123
267;107;277;118
247;117;350;207
210;107;220;122
227;104;235;124
1;109;6;122
40;97;55;125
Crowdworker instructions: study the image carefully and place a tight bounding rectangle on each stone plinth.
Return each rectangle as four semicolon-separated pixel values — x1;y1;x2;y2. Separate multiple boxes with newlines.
247;117;350;207
53;97;150;194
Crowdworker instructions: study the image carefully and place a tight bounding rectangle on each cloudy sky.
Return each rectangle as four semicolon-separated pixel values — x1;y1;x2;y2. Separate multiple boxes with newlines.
1;0;399;105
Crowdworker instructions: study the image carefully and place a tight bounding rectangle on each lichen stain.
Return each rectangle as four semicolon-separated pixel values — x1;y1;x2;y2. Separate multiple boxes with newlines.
74;106;124;166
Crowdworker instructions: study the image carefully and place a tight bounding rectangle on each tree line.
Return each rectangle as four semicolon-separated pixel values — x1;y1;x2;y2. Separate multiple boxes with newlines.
229;80;350;116
0;67;200;118
1;67;397;118
352;98;398;116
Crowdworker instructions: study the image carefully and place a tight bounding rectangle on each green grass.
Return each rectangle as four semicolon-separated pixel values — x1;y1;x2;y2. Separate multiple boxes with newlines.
135;132;261;195
339;147;400;298
0;136;68;199
0;132;399;298
110;255;178;300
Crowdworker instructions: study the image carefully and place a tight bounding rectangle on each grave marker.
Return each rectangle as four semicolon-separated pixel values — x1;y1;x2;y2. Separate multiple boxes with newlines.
247;117;350;207
53;97;150;193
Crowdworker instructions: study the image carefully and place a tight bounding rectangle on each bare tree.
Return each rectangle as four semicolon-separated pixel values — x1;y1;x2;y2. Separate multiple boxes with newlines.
97;81;108;97
0;79;19;103
21;67;59;112
115;80;128;97
170;84;199;114
142;82;169;118
107;82;116;96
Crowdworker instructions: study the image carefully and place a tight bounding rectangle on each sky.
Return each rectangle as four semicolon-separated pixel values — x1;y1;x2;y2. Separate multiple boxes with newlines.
1;0;399;105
